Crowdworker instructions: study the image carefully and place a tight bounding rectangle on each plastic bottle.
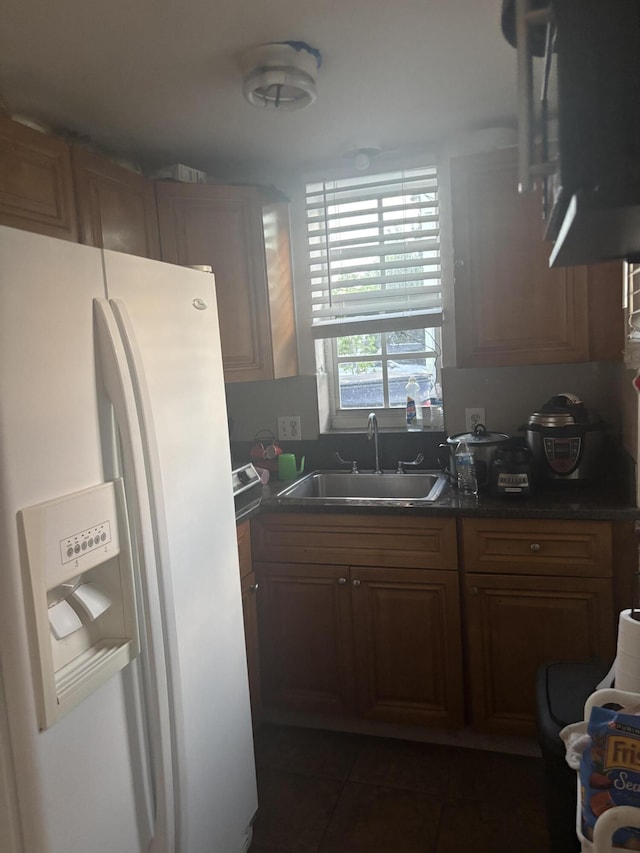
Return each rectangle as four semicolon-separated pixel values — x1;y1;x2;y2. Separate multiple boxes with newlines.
405;376;423;431
455;440;478;495
429;382;444;431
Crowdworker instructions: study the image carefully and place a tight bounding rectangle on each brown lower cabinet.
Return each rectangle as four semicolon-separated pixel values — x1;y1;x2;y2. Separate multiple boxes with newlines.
257;561;464;728
256;562;356;717
464;573;614;737
252;513;624;738
236;520;261;728
461;517;616;737
253;514;464;729
351;566;463;728
240;570;262;728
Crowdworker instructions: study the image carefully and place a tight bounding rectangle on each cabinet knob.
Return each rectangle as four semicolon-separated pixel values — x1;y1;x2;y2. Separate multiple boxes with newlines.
469;586;479;596
338;577;347;585
530;543;541;553
250;582;259;592
352;579;361;587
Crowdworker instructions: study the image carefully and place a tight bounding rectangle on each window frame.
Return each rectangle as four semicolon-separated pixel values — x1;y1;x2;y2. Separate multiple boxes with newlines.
322;326;442;431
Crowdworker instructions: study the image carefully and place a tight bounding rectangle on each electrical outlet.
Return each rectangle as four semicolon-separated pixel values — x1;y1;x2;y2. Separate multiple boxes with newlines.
465;407;486;432
277;415;302;441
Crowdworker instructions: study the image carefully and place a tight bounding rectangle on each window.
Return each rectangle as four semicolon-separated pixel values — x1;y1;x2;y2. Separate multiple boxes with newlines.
624;261;640;369
305;166;442;429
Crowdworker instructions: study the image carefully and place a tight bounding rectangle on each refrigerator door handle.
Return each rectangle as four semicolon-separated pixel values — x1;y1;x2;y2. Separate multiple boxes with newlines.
94;298;177;853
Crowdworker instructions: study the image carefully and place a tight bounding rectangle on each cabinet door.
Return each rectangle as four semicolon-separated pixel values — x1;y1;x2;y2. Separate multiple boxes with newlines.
72;146;160;258
236;519;252;580
0;117;77;240
451;147;590;367
255;561;355;716
156;182;279;383
351;567;464;728
240;570;262;728
464;573;614;736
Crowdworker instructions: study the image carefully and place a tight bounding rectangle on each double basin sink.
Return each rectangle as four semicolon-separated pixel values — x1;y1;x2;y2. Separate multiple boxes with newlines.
275;470;448;505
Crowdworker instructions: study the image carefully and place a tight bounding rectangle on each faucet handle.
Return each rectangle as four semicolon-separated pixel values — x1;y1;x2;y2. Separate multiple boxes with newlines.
335;451;359;474
396;452;425;473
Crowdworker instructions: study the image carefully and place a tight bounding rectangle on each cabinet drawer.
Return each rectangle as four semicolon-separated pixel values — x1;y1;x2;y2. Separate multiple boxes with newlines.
462;518;612;577
252;513;458;570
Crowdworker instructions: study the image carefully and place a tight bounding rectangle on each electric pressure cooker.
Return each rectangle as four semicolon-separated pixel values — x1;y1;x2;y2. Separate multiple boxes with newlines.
525;393;604;482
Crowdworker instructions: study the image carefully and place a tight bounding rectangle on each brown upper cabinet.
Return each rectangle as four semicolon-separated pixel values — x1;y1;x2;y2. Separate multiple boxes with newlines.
0;116;78;241
71;145;160;259
450;147;623;367
155;182;298;383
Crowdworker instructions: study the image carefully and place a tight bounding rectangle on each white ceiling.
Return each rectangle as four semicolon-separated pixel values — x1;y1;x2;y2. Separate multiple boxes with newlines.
0;0;517;176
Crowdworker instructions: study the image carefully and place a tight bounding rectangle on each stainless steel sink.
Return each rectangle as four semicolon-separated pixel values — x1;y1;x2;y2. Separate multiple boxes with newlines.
274;470;448;503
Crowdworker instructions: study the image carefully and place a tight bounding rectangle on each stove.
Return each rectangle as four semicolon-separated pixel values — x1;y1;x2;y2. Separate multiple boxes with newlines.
232;463;264;521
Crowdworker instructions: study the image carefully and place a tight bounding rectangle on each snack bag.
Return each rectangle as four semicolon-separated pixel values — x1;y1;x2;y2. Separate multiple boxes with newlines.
580;705;640;848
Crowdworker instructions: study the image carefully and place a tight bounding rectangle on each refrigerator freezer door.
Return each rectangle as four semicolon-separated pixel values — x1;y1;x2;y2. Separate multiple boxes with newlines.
0;227;152;853
102;251;257;852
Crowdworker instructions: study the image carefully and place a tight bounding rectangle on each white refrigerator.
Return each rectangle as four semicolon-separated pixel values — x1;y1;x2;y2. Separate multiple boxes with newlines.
0;226;258;853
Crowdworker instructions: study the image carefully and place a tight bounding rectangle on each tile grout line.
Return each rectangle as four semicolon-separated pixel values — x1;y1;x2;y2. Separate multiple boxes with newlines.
315;735;364;853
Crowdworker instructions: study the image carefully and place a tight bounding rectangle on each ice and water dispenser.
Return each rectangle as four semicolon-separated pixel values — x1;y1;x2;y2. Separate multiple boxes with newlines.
19;480;139;729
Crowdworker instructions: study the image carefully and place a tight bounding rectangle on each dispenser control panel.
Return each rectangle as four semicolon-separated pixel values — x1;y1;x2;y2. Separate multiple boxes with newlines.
21;481;121;590
60;520;112;564
19;479;139;729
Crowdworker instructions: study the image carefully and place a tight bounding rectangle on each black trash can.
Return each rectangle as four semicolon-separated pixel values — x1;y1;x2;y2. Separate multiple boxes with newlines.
536;660;611;853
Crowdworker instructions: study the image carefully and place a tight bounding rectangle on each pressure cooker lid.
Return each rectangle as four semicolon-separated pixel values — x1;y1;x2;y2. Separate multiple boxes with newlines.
528;393;591;428
447;423;510;446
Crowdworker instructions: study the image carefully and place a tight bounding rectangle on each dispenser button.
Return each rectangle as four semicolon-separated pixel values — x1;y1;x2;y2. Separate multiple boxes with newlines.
48;600;83;640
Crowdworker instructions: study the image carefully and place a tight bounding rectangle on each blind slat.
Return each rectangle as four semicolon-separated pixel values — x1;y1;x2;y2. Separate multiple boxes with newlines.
310;309;443;339
311;284;442;307
310;235;441;257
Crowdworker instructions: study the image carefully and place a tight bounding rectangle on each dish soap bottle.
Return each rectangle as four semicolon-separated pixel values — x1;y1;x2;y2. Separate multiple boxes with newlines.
455;440;478;495
405;376;423;431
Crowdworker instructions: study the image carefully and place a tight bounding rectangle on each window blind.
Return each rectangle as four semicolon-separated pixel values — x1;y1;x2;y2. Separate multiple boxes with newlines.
306;166;442;338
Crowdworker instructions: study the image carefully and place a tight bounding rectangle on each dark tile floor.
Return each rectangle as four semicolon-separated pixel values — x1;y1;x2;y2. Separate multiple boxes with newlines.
250;724;550;853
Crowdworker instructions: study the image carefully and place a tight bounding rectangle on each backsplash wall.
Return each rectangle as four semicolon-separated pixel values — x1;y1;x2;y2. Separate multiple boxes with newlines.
224;360;625;443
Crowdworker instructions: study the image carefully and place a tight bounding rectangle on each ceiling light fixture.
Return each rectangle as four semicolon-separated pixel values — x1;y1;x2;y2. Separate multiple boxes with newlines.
240;42;322;111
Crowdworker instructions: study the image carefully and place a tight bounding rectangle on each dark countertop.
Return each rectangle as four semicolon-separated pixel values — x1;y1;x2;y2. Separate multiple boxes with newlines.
236;476;639;523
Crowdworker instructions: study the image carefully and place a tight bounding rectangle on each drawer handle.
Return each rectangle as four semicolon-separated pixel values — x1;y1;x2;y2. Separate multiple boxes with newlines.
352;579;361;587
250;583;259;592
530;543;541;553
338;577;347;585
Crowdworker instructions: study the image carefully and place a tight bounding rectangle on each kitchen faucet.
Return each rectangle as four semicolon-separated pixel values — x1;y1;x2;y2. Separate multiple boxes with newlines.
367;412;382;474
